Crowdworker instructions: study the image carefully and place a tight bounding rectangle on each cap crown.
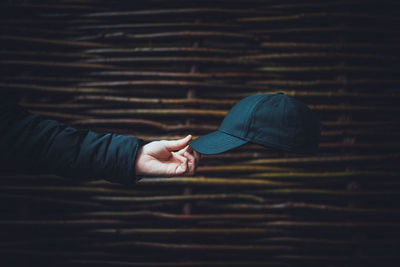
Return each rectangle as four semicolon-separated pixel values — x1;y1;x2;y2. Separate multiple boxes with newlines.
219;93;322;154
219;94;265;139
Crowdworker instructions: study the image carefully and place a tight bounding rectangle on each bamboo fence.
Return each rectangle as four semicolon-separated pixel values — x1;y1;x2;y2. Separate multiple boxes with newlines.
0;0;399;266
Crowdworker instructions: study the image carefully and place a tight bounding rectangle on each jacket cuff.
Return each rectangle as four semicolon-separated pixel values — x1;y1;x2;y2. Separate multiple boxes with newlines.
116;136;144;185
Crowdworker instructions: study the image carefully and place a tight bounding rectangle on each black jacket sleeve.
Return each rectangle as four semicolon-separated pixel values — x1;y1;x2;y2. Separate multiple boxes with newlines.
0;99;143;184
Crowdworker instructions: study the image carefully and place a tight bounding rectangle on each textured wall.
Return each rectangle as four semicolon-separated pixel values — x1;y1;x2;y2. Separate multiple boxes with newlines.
1;1;400;266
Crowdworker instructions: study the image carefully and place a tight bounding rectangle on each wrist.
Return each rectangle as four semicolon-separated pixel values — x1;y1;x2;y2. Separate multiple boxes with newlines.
134;146;145;176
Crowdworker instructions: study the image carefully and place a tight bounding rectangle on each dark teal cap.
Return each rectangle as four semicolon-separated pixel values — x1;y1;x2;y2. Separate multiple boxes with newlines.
189;93;323;155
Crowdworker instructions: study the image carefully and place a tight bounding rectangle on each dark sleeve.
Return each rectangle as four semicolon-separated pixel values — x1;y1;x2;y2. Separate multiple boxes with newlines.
0;99;143;184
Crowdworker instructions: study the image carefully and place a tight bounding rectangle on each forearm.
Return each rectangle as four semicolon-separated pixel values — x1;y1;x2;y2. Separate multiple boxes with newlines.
0;100;142;184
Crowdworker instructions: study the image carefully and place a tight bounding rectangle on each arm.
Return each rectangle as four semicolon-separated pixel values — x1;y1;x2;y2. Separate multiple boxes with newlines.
0;100;199;184
0;100;142;184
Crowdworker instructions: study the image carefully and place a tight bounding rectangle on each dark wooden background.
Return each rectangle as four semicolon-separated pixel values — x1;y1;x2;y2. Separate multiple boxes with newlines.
1;0;400;266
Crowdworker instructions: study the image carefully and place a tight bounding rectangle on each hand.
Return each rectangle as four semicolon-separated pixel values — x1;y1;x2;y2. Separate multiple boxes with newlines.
135;135;200;177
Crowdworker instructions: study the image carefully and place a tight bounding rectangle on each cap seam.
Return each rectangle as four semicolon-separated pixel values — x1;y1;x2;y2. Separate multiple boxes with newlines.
288;97;297;148
244;95;268;138
189;130;248;154
218;128;248;142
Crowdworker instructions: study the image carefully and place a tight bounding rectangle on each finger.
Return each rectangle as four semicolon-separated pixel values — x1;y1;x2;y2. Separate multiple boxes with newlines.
193;150;201;167
176;145;190;156
183;145;200;171
163;135;192;151
184;151;196;175
178;145;197;174
188;143;201;162
181;145;197;159
172;152;188;175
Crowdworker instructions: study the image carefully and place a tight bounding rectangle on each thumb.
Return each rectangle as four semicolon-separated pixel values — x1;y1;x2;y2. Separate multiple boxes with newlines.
164;135;192;151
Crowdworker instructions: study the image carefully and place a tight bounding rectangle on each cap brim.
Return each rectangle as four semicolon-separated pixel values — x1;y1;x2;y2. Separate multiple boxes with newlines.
188;130;248;155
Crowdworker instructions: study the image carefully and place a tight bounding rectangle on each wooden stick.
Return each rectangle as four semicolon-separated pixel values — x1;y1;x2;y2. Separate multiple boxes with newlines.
92;194;266;203
0;35;109;48
237;12;400;22
243;153;400;165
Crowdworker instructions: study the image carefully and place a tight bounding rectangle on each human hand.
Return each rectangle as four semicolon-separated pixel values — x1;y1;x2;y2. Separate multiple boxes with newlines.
135;135;200;177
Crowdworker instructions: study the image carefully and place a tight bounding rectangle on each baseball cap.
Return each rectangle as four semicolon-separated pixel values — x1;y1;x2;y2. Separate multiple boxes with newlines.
189;93;323;155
